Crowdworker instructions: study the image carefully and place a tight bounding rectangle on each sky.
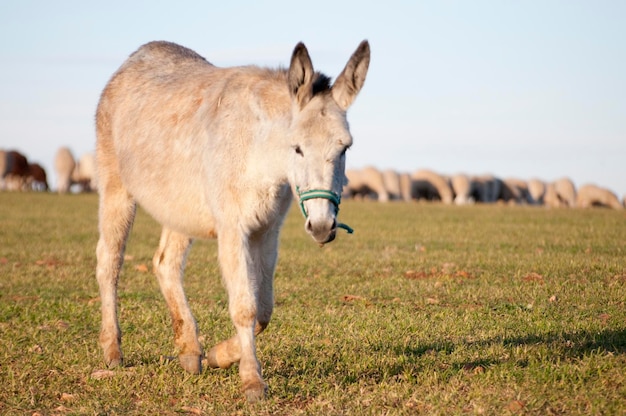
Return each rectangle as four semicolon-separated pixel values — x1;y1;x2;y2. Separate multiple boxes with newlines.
1;1;625;197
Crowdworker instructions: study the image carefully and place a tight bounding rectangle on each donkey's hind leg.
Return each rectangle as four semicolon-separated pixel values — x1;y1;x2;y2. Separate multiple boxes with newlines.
153;228;202;374
96;177;136;368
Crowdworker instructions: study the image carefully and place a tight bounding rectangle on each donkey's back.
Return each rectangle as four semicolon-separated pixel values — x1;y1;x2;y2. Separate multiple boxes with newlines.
121;41;212;74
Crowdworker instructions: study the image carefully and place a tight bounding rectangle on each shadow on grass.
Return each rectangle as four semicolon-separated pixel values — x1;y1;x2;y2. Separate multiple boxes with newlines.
335;327;626;389
496;327;626;355
394;327;626;359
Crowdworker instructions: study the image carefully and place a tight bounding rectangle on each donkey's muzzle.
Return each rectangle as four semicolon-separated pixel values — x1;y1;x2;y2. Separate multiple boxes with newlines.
305;217;337;244
296;187;352;244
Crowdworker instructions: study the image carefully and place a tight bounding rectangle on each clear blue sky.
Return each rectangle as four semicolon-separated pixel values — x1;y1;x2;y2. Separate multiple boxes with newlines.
1;1;625;196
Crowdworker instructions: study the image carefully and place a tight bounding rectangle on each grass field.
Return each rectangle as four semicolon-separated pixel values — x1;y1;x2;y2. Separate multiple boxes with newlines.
1;192;625;415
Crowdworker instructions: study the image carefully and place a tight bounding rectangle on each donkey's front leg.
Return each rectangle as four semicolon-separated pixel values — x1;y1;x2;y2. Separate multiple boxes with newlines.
214;230;267;402
206;230;277;371
153;228;202;374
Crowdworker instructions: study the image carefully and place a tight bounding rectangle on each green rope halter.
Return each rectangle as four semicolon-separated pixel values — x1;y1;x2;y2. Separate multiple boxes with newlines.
296;186;354;234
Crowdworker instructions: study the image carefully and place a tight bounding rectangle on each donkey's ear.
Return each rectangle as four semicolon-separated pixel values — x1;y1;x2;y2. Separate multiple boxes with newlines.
288;42;314;108
332;40;370;111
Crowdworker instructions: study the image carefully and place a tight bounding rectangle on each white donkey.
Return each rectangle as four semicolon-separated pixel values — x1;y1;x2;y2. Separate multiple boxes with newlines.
95;40;369;402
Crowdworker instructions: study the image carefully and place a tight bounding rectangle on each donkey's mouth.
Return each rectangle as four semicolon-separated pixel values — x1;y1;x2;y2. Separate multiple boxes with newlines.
315;232;336;247
306;218;337;245
318;230;337;246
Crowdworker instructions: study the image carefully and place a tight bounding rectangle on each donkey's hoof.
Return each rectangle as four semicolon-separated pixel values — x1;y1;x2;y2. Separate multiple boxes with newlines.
243;382;267;403
179;354;202;374
206;346;233;369
104;350;123;368
105;357;123;368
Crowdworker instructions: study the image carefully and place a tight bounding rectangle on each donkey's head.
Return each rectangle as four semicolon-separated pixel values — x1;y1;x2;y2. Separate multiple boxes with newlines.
286;41;370;245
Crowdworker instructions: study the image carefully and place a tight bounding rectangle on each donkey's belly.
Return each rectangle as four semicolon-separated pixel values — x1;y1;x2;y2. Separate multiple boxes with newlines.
140;193;217;239
121;161;217;239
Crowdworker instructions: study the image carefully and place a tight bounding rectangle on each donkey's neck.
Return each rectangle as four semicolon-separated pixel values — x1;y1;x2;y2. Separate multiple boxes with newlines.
245;118;292;189
224;67;294;186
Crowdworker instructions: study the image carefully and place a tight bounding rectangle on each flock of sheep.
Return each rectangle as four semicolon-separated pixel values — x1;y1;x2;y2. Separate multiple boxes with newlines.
344;167;625;209
0;147;96;193
1;147;623;209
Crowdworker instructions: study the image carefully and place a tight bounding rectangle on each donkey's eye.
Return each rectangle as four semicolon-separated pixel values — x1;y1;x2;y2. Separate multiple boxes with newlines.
294;145;304;156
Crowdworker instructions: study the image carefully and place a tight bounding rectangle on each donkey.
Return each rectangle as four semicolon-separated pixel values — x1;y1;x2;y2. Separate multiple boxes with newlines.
95;40;370;402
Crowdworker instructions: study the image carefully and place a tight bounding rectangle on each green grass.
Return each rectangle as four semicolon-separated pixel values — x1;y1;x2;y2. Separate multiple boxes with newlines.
1;192;625;415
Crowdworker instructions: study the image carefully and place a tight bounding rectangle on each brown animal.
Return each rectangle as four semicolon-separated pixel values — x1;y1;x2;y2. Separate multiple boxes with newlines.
72;153;97;192
3;150;29;177
0;150;5;189
470;174;501;203
28;163;49;191
344;166;389;201
576;184;623;209
54;147;76;193
2;150;30;191
543;177;577;208
527;178;546;205
543;182;562;208
450;173;474;205
95;40;370;402
553;177;576;207
410;169;453;204
498;178;530;204
382;169;404;201
399;173;412;202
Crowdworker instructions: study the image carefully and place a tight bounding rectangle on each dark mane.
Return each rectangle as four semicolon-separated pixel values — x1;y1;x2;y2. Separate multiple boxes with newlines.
312;73;332;96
